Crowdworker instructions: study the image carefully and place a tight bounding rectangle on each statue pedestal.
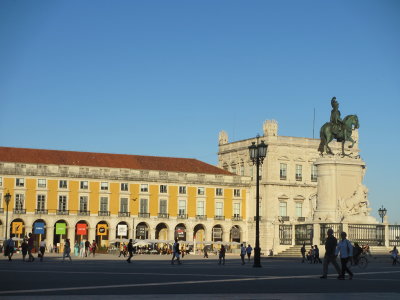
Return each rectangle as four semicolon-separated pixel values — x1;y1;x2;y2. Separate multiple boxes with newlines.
313;157;377;224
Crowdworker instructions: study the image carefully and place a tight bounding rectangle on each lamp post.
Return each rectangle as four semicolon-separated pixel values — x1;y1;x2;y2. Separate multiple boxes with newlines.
378;205;387;223
4;192;12;239
248;136;267;268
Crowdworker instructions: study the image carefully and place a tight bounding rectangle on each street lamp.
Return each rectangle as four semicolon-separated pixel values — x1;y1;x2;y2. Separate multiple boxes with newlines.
378;205;387;223
4;192;12;239
248;136;267;268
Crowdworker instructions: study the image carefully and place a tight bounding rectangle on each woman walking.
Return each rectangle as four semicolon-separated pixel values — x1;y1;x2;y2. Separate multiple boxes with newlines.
63;239;72;262
390;246;399;266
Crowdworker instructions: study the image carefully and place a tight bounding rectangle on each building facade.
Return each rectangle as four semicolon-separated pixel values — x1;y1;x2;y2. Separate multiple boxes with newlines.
218;120;360;253
0;147;251;250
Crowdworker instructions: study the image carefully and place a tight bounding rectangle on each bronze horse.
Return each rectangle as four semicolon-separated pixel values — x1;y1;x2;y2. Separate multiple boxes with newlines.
318;114;359;156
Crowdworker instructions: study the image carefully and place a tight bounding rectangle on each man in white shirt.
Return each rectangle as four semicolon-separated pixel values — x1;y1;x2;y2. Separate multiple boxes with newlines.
240;244;246;265
335;232;354;280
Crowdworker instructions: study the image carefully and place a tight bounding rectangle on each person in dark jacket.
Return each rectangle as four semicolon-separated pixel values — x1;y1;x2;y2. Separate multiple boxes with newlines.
320;228;341;279
127;239;134;263
301;243;306;263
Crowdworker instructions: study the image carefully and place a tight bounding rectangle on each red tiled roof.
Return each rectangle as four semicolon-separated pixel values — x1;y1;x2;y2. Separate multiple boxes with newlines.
0;147;233;176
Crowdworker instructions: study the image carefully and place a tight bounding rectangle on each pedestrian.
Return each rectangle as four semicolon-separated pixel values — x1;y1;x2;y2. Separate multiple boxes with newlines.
63;238;72;262
171;239;181;265
91;240;97;257
39;239;47;262
74;241;79;256
5;235;15;261
27;233;35;262
79;240;85;257
127;239;134;263
240;243;246;265
335;232;353;280
119;243;125;257
218;245;226;265
203;246;208;258
320;228;341;279
390;246;399;266
21;238;28;261
246;244;253;262
181;246;185;259
301;242;306;263
314;245;322;264
85;240;90;257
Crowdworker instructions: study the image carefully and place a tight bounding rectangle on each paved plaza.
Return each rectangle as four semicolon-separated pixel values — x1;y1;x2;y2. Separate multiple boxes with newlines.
1;252;400;299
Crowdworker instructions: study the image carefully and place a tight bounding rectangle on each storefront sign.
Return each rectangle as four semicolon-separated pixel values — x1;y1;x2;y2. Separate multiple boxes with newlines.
136;225;147;238
212;227;222;241
175;227;186;240
55;222;67;235
34;222;45;234
231;227;240;239
12;222;23;234
76;223;87;235
117;224;128;236
97;224;108;236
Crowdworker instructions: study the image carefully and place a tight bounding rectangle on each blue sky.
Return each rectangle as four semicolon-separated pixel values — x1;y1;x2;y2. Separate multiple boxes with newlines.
1;0;399;223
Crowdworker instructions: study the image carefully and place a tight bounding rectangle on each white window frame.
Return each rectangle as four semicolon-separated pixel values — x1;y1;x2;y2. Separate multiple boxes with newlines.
179;186;186;194
178;199;186;216
296;164;303;181
234;189;241;197
121;183;129;192
79;195;89;212
16;178;25;187
80;181;88;190
160;185;167;193
197;187;205;196
159;199;168;214
37;194;46;210
295;202;303;217
196;200;205;216
58;195;68;211
311;164;318;182
140;198;148;213
37;179;46;188
215;201;223;217
233;202;241;217
279;201;287;217
59;180;68;189
120;197;129;212
140;184;148;193
100;196;109;212
15;193;25;210
100;182;109;191
216;188;223;197
280;163;287;180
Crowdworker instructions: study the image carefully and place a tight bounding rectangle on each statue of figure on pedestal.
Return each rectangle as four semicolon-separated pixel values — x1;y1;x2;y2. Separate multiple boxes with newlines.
340;184;371;217
318;97;359;156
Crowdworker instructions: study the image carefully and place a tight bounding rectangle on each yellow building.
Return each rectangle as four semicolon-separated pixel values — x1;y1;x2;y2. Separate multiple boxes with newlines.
0;147;250;249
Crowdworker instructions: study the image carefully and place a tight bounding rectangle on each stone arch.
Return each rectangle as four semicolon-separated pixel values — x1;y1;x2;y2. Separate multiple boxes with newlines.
32;219;47;249
136;222;149;240
116;221;129;239
212;224;223;242
75;220;89;243
96;220;109;247
155;223;169;240
230;225;241;243
193;224;206;242
175;223;186;241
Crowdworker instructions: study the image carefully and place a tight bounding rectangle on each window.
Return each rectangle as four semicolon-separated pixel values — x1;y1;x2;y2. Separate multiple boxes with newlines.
231;164;237;174
240;162;245;176
234;189;241;197
121;183;128;191
280;163;287;180
100;197;108;211
179;186;186;194
296;202;303;217
120;198;128;212
15;194;24;210
59;180;67;189
296;164;303;181
159;199;167;213
178;200;186;215
160;185;167;193
0;177;2;186
197;187;205;195
279;202;287;217
59;195;67;211
216;188;223;196
37;195;46;210
311;165;318;182
233;203;241;217
197;200;205;216
80;181;88;189
16;178;25;187
101;182;108;191
140;198;148;213
38;179;46;188
80;196;88;212
140;184;148;192
215;202;223;217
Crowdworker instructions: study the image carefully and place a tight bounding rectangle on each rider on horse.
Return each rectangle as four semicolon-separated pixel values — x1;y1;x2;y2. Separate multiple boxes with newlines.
330;97;343;138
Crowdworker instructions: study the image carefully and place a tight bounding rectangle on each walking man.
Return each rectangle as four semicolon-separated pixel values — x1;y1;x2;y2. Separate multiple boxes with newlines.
27;233;35;262
336;232;353;280
62;238;72;262
218;245;226;265
301;242;306;263
127;239;134;263
246;244;253;262
84;240;90;257
240;243;246;265
5;235;15;261
203;246;208;258
320;228;341;279
39;239;47;262
171;238;181;265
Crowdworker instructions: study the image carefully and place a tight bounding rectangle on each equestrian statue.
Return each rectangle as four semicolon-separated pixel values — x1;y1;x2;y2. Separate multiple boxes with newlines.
318;97;359;156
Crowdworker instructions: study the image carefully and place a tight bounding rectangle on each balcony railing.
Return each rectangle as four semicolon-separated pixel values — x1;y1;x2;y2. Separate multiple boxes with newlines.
279;216;290;222
214;216;225;221
35;209;48;215
177;214;188;219
98;210;110;216
232;216;242;221
138;212;150;218
254;216;262;221
57;209;69;215
158;213;169;219
196;215;207;220
13;209;26;214
297;217;306;222
118;211;130;217
78;210;90;216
